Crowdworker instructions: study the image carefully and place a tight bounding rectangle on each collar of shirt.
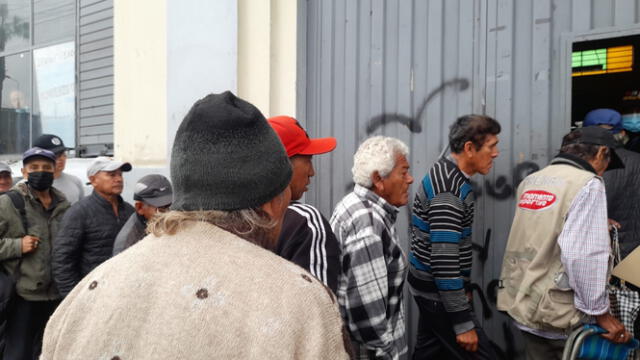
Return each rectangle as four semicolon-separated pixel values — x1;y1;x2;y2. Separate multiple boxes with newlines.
91;189;124;210
136;213;148;226
353;184;399;224
551;152;597;174
445;153;472;179
20;181;61;211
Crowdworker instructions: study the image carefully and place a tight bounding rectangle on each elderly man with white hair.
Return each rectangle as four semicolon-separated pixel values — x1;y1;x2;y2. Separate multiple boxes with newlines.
330;136;414;359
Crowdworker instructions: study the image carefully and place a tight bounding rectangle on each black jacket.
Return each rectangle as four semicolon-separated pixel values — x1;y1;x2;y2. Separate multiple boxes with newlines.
276;203;340;293
604;147;640;259
52;191;134;296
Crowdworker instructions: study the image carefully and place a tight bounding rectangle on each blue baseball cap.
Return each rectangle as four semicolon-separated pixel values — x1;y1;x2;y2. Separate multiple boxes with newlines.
22;147;56;165
583;108;623;133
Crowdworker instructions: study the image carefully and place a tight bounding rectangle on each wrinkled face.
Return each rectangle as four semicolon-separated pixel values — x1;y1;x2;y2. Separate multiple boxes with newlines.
469;134;500;175
55;151;67;174
289;155;315;201
90;169;124;196
0;172;12;192
376;154;414;207
21;158;55;178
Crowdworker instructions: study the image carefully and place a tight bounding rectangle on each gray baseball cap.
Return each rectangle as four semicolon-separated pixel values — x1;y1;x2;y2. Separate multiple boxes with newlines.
0;161;10;174
86;156;132;178
133;174;172;207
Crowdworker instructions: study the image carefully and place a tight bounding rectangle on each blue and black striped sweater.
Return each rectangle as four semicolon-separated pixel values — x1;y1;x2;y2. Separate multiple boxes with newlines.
409;156;475;333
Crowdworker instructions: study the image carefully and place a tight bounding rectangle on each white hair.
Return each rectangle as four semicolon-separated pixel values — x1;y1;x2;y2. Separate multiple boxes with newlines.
352;136;409;188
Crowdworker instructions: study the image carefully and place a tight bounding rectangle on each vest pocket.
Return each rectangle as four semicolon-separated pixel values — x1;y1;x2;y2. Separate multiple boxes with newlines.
500;255;529;298
533;286;582;330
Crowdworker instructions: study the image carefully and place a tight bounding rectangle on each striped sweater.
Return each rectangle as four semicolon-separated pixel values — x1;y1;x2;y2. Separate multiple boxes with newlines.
409;156;475;334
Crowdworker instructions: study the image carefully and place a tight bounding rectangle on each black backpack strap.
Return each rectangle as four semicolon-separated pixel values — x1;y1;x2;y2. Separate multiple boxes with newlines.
6;190;28;234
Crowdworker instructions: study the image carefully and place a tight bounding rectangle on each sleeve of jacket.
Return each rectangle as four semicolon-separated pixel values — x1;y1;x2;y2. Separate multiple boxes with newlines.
278;205;341;293
0;195;25;261
52;204;85;296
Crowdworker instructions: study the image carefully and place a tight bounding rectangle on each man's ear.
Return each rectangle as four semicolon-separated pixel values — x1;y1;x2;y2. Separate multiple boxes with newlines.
21;167;27;179
260;190;289;220
134;201;145;216
372;171;384;193
88;175;97;186
599;146;610;161
463;141;475;158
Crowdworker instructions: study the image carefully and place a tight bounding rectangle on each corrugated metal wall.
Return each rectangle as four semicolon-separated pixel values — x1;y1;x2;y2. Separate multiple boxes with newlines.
77;0;113;156
299;0;640;358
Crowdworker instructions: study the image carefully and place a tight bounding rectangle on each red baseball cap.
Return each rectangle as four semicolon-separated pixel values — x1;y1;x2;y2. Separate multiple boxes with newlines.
268;116;337;157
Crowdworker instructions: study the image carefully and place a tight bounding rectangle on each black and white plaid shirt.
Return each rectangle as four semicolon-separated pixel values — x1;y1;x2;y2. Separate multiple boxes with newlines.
330;185;408;360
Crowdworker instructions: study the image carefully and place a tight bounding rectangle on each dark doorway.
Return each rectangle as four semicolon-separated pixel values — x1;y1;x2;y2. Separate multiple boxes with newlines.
572;34;640;127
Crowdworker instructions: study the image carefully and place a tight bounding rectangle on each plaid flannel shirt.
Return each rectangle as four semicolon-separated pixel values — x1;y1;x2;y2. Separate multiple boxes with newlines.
330;185;408;360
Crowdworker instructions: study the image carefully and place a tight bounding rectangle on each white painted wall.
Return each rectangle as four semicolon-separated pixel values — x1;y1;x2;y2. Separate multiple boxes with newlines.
238;0;297;118
166;0;238;160
113;0;238;200
113;0;167;167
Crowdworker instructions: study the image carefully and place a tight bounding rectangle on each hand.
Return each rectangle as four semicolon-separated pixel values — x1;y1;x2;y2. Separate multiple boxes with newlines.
21;235;40;254
608;219;621;231
456;328;479;352
596;312;631;343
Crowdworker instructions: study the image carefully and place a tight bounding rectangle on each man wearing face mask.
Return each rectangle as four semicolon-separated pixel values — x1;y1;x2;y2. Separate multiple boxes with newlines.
0;147;70;360
33;134;85;204
620;90;640;153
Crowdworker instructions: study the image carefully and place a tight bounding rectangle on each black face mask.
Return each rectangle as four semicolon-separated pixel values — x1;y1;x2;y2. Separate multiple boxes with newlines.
27;171;54;191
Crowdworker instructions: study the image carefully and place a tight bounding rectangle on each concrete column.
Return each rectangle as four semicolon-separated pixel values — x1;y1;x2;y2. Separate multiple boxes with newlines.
113;0;238;166
113;0;168;166
238;0;297;118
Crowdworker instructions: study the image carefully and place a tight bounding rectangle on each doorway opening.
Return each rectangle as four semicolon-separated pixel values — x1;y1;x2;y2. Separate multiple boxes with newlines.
572;34;640;128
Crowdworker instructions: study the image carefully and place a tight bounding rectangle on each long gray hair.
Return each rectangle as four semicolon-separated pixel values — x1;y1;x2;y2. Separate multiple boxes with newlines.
148;207;278;249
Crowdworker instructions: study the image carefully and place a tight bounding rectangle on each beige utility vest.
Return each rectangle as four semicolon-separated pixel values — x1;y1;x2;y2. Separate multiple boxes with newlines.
497;162;599;333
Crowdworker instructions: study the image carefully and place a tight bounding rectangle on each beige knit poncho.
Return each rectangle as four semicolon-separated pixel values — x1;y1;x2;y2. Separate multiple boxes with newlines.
40;221;350;359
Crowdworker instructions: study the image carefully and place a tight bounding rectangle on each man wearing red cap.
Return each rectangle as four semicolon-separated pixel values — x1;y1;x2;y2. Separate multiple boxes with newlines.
268;116;340;293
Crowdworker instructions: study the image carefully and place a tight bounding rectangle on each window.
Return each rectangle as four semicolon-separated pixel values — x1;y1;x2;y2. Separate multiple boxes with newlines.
572;46;633;77
0;0;75;158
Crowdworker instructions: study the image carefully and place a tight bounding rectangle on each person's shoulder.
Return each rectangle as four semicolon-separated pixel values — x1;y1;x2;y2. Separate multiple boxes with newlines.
121;199;135;212
67;193;94;213
288;203;330;224
332;191;361;216
258;249;339;306
0;191;16;212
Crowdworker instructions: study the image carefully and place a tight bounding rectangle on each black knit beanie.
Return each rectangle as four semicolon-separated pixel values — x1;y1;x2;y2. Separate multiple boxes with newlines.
170;91;292;211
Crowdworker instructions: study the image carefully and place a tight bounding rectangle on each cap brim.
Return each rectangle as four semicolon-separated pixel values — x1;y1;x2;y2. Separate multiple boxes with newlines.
100;162;132;172
297;137;337;155
142;193;173;208
606;149;625;171
50;145;72;154
23;154;56;164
